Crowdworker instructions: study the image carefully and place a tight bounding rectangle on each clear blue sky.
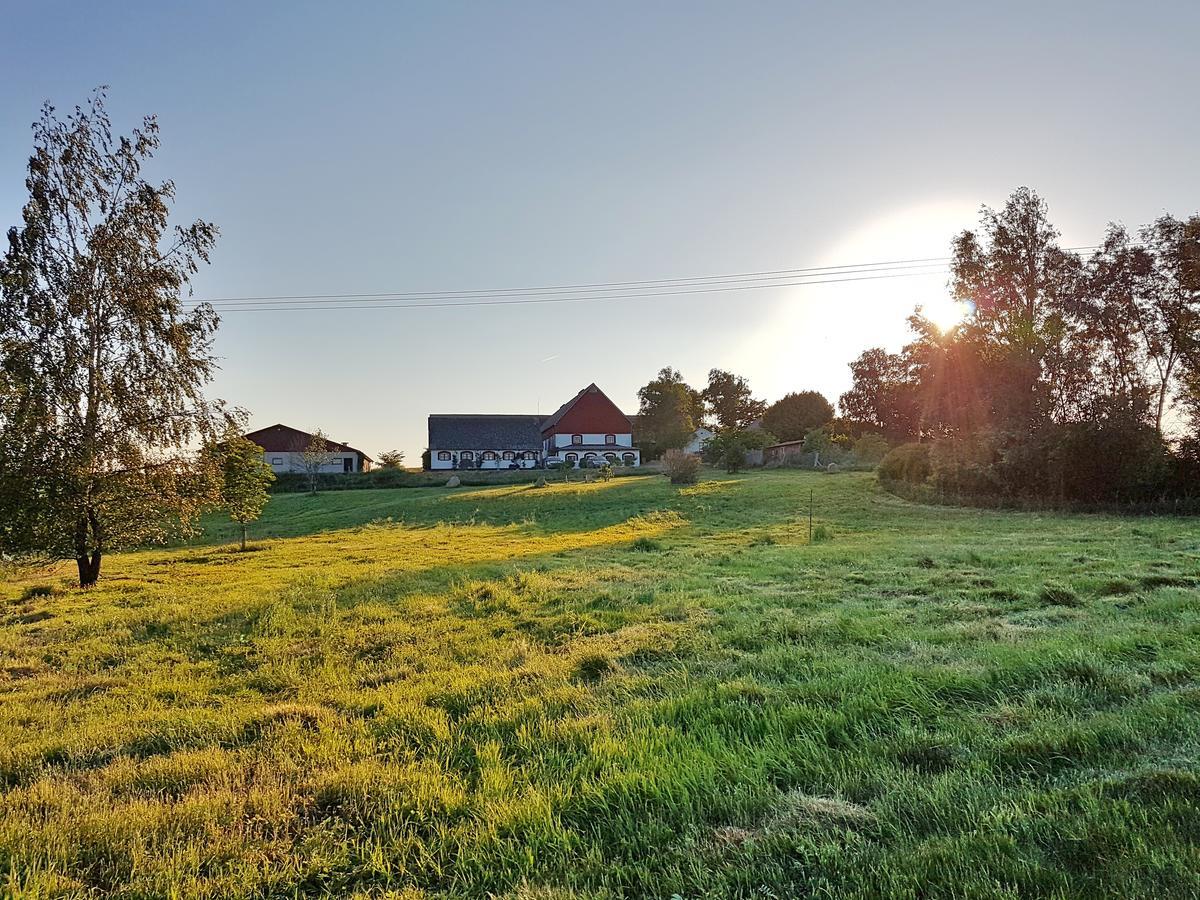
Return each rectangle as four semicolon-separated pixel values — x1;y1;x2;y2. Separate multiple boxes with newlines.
3;1;1198;459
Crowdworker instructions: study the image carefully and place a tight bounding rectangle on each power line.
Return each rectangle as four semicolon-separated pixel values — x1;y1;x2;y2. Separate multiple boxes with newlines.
188;269;951;314
183;245;1111;314
192;260;951;308
193;255;956;305
189;261;951;310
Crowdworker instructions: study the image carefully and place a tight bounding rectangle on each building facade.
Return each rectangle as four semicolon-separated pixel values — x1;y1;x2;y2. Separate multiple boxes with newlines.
428;384;641;470
244;424;373;474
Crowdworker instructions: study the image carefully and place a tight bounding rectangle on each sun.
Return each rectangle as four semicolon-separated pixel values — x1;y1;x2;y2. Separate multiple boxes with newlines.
735;197;979;400
919;295;970;333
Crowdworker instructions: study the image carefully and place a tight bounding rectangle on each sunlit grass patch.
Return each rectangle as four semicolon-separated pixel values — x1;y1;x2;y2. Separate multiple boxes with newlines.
0;471;1198;897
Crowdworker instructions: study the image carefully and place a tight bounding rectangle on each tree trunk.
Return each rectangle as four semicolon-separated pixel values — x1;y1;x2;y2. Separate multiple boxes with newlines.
240;522;247;552
76;550;102;587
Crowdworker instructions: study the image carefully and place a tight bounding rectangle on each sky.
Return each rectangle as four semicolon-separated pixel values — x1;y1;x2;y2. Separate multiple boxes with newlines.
2;1;1198;460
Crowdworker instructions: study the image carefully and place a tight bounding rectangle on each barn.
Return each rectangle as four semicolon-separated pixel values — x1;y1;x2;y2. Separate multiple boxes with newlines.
427;384;641;470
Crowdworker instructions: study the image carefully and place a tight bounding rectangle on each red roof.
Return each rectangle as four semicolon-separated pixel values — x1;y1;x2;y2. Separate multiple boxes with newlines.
244;424;372;461
540;384;631;436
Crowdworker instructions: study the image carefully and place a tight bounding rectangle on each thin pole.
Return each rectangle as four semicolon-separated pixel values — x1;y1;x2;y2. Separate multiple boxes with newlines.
809;488;813;543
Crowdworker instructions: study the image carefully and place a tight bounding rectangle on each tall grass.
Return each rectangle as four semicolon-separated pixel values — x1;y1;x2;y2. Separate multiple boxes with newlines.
1;472;1198;897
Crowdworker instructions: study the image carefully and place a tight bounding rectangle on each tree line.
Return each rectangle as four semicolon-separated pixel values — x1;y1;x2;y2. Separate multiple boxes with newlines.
636;188;1200;506
634;367;843;472
843;188;1199;506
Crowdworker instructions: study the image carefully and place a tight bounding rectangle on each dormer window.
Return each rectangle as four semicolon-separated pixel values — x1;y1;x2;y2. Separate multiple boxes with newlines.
604;433;616;444
571;433;583;445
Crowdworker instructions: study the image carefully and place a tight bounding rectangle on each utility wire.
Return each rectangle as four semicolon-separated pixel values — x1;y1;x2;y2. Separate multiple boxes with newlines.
193;255;957;305
184;245;1111;313
187;262;950;312
188;269;950;314
191;260;951;308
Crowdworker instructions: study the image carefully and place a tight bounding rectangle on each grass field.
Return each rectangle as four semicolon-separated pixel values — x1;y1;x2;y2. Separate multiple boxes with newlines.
2;471;1199;898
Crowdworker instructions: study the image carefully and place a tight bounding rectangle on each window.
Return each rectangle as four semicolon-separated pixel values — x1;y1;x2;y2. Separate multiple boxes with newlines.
566;453;578;463
502;451;515;460
437;451;451;461
604;434;616;444
622;453;635;465
571;434;583;445
482;451;497;460
604;453;617;462
461;451;474;460
271;457;282;465
523;451;537;460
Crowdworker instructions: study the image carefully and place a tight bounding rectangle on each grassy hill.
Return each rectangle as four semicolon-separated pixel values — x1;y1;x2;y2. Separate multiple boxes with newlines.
2;471;1198;898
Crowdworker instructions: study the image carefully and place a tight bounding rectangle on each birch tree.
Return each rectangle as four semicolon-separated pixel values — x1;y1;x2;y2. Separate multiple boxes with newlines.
0;88;224;586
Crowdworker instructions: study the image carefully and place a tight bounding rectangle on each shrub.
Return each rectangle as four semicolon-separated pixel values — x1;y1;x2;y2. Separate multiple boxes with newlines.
803;426;850;464
877;442;932;483
704;428;775;473
629;536;662;552
930;433;1000;495
663;449;701;484
850;432;889;466
597;462;614;481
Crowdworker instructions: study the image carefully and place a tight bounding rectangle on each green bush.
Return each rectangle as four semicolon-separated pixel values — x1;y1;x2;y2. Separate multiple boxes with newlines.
877;442;932;484
664;449;701;484
851;432;889;466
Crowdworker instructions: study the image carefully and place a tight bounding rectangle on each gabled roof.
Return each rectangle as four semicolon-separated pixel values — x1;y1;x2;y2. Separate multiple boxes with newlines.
244;424;372;461
539;383;630;433
539;385;593;432
428;415;544;450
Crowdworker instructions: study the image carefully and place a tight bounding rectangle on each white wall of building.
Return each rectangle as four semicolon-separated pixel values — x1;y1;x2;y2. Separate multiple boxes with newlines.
262;451;361;474
550;432;633;448
429;450;539;471
683;428;715;455
544;447;640;467
430;446;641;469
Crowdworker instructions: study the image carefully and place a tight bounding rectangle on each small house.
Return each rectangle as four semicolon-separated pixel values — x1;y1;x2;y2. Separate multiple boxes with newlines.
244;424;373;474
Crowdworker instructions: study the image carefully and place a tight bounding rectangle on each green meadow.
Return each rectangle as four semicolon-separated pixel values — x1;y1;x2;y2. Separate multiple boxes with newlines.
2;471;1198;899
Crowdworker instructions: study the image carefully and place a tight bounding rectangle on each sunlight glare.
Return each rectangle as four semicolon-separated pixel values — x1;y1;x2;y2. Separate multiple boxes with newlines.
918;295;971;333
735;198;977;402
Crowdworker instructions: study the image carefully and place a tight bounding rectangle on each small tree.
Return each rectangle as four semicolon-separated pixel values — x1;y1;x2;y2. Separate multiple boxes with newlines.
378;450;405;470
301;429;336;494
802;427;848;467
705;428;774;473
702;369;767;430
221;429;274;550
636;367;704;458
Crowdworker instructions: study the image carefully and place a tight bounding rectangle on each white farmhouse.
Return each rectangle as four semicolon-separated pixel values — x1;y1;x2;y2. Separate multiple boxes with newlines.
244;424;373;474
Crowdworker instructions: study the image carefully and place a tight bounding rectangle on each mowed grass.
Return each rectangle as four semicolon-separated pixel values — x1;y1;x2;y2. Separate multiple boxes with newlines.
2;471;1199;899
